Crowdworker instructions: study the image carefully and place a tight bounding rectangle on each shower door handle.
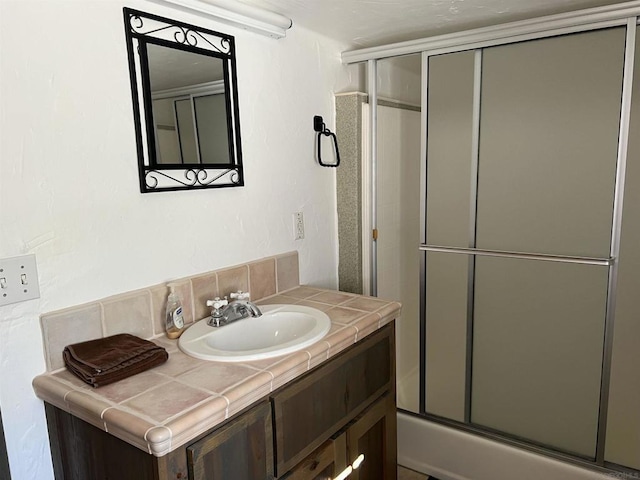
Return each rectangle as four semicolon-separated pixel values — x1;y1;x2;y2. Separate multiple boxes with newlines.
419;244;614;267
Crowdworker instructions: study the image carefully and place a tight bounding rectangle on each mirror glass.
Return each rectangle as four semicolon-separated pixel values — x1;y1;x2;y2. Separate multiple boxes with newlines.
124;8;243;192
147;44;230;165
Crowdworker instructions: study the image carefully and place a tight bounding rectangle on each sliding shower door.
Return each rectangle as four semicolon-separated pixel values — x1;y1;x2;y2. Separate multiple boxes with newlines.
423;26;626;459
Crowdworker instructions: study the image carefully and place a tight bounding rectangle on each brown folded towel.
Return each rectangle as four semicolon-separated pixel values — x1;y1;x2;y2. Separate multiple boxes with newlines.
63;333;168;388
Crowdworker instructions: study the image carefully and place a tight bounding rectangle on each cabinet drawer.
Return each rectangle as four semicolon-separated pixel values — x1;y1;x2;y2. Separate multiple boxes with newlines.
272;324;394;475
186;401;274;480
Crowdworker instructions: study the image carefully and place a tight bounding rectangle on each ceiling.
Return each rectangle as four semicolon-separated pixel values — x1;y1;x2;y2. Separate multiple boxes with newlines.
238;0;629;49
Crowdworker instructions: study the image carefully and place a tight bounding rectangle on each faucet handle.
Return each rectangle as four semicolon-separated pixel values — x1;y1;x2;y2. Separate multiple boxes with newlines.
230;291;251;301
206;297;228;310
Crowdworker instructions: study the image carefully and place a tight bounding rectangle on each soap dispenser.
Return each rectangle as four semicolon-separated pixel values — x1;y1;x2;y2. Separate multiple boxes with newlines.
165;283;185;339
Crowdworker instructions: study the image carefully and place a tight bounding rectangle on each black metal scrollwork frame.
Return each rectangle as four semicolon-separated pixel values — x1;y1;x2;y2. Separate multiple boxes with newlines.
123;8;244;193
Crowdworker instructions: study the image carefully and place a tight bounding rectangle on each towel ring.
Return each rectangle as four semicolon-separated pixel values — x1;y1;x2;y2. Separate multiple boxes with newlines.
314;115;341;167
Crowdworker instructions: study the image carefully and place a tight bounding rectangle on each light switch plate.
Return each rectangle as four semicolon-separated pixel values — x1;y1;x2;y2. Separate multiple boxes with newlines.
0;254;41;307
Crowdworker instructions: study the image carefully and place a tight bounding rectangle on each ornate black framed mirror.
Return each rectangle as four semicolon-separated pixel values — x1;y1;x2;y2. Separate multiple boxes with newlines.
123;8;244;193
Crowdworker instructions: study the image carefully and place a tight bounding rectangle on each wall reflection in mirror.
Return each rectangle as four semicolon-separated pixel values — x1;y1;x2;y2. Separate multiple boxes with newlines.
124;8;243;192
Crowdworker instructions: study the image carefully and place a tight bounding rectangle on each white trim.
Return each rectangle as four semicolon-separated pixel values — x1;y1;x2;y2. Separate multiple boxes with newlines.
148;0;292;39
342;1;640;63
367;59;378;297
361;102;371;297
151;80;226;100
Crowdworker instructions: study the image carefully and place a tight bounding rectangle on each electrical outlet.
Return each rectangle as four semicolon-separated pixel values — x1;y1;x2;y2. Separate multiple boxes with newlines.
294;212;305;240
0;254;41;307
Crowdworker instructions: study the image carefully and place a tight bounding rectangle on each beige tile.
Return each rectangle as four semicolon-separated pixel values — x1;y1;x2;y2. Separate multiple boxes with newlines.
103;408;156;453
304;340;330;370
101;290;154;339
149;283;170;336
150;335;180;353
66;390;112;430
144;425;173;456
352;313;381;341
325;322;346;336
163;396;228;447
92;371;170;404
123;381;211;423
257;294;301;306
341;296;389;312
268;351;310;391
276;252;299;292
379;314;396;329
217;265;249;299
32;375;74;412
325;326;358;358
282;286;324;299
223;371;273;417
179;363;261;394
190;272;218;323
41;303;103;371
151;351;203;377
326;306;367;325
309;291;355;305
373;301;403;320
52;368;92;390
237;352;291;371
249;259;276;301
293;300;334;312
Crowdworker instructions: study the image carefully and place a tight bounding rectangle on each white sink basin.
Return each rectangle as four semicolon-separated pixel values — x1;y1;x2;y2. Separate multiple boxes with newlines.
178;304;331;362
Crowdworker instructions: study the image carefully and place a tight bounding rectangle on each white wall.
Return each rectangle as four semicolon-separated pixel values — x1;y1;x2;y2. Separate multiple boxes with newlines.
0;1;351;478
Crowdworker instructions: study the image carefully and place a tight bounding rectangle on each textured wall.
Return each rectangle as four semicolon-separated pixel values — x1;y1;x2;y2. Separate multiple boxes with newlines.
335;93;366;294
0;1;350;478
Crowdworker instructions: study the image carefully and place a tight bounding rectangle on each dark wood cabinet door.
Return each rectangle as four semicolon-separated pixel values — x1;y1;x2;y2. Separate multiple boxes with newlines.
187;401;274;480
346;394;397;480
45;403;162;480
272;325;394;476
281;433;347;480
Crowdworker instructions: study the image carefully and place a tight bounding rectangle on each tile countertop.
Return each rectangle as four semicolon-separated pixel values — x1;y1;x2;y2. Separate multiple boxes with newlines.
32;286;401;457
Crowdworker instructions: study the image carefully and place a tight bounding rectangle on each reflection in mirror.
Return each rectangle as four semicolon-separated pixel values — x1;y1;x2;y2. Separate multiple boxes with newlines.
124;8;243;192
147;45;230;165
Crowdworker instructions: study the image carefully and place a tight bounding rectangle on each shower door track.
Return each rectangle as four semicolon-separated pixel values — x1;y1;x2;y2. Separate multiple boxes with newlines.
402;408;637;477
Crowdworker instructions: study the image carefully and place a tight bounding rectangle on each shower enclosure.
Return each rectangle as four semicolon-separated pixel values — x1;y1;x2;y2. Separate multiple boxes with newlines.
338;5;640;478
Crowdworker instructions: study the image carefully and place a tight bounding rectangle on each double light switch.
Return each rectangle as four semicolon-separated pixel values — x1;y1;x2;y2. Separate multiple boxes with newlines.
0;254;40;307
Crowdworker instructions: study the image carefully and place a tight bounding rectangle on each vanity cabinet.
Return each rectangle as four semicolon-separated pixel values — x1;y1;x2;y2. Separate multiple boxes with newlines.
281;434;347;480
345;393;397;479
44;324;396;480
186;401;274;480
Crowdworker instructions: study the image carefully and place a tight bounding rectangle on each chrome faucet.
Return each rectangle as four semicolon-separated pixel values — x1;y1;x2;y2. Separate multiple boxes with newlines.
206;291;262;327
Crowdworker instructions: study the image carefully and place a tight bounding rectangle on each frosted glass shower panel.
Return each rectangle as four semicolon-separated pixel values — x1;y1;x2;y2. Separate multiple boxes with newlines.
194;94;230;164
425;252;469;422
426;50;476;248
176;99;198;164
475;28;625;257
471;256;609;457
